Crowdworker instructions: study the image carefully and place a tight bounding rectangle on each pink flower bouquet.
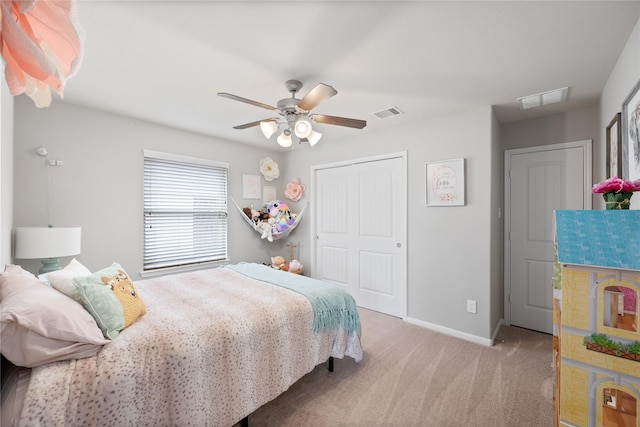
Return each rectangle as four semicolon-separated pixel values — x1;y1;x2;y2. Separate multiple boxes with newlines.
592;177;640;209
591;176;640;194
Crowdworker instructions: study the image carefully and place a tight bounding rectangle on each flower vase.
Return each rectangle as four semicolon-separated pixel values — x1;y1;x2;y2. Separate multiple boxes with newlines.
603;192;633;210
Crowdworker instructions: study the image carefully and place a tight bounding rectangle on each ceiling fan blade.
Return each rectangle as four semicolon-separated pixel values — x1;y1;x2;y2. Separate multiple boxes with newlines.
310;114;367;129
233;118;279;130
297;83;338;111
218;92;278;111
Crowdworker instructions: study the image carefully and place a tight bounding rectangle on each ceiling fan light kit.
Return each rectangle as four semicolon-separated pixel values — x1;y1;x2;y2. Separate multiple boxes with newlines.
218;79;366;148
260;121;278;139
307;130;322;147
277;129;292;147
294;118;312;139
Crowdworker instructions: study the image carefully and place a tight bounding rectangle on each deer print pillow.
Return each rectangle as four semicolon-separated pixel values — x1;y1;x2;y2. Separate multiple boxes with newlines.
72;263;146;339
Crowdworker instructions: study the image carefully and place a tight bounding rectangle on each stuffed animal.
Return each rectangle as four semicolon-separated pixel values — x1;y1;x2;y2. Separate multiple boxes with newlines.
267;201;295;234
289;260;303;274
256;219;274;242
271;255;287;271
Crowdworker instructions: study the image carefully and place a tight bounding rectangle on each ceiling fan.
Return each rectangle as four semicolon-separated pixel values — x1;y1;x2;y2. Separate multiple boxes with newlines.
217;79;366;147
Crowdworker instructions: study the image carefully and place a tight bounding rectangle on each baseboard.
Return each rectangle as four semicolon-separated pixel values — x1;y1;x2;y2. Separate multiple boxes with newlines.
404;317;494;347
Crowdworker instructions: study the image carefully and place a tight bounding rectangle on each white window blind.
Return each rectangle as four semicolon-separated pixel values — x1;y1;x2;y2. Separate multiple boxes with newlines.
143;151;228;271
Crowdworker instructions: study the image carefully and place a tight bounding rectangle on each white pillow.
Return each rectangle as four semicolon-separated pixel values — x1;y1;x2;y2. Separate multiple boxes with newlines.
47;258;92;299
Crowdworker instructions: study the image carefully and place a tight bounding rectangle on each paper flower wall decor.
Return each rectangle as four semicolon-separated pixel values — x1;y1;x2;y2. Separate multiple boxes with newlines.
284;178;305;201
0;0;84;108
259;157;280;181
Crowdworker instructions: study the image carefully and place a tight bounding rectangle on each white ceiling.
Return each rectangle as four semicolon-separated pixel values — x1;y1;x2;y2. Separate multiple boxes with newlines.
57;1;640;149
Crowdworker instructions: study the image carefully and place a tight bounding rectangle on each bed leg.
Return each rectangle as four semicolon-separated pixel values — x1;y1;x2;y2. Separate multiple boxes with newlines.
328;356;334;372
240;416;249;427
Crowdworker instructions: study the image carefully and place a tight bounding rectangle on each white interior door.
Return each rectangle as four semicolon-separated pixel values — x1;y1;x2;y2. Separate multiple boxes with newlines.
315;155;406;318
505;141;591;334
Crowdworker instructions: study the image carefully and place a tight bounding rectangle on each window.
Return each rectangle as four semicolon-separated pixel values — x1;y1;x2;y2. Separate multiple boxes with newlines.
143;150;228;272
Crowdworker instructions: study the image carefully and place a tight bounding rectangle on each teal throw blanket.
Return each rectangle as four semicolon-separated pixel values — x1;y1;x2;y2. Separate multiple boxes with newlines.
224;263;360;336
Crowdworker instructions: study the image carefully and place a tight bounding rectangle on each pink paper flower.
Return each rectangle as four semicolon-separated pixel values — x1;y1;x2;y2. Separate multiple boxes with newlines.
284;178;305;201
0;0;84;107
591;176;640;194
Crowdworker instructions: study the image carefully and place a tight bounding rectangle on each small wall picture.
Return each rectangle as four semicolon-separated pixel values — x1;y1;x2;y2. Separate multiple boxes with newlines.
242;174;261;199
622;78;640;181
263;186;276;203
425;158;465;206
606;112;622;178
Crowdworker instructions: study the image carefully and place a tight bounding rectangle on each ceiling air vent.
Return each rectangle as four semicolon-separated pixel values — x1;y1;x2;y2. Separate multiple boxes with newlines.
372;106;404;119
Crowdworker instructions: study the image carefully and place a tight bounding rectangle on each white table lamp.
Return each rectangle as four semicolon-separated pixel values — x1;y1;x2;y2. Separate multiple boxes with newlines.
14;226;82;274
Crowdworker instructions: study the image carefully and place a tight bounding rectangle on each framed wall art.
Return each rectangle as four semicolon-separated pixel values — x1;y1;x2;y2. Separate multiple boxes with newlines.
262;186;276;203
425;158;465;206
606;112;622;178
242;174;261;199
621;78;640;181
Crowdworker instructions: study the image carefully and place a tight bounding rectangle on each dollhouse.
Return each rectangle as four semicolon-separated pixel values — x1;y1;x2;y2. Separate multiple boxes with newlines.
554;210;639;427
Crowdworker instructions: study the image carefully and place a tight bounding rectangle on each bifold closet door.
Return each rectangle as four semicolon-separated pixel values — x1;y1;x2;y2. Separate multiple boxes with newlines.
315;157;405;317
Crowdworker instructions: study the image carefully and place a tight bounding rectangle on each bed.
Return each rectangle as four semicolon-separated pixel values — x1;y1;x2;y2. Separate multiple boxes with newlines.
0;261;363;427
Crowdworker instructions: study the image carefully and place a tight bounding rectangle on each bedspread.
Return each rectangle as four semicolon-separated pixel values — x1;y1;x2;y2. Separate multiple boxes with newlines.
17;267;363;427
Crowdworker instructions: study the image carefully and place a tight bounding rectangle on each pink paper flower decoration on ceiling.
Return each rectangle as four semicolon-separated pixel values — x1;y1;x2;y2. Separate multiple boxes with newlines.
284;178;305;201
0;0;84;107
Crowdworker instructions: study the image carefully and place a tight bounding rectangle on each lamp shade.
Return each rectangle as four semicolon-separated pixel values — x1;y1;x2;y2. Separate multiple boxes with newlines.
15;227;82;259
307;130;322;146
294;118;312;139
260;121;278;139
277;130;292;147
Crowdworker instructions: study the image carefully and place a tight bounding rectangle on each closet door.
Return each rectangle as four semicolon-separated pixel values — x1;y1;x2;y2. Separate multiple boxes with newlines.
315;156;405;317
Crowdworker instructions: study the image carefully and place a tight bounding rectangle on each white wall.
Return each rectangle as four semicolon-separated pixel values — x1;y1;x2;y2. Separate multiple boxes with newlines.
600;15;640;210
13;98;286;278
1;78;14;268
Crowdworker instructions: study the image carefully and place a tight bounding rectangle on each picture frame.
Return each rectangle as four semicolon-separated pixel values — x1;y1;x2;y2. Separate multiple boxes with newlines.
605;112;622;178
242;174;261;199
425;158;465;206
262;186;276;203
621;78;640;181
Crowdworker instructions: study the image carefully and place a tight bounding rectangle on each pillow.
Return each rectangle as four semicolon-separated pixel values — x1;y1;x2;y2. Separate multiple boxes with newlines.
46;258;92;299
72;263;146;340
0;266;109;368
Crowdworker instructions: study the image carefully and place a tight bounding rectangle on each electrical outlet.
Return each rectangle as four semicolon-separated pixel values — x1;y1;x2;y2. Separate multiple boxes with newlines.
467;299;477;314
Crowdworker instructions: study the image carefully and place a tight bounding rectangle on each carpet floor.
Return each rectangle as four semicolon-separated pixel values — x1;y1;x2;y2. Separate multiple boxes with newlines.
246;308;553;427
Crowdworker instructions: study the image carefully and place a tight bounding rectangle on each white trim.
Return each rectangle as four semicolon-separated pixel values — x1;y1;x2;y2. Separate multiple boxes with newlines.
143;149;229;169
503;140;592;327
404;316;494;347
139;259;229;278
310;151;408;319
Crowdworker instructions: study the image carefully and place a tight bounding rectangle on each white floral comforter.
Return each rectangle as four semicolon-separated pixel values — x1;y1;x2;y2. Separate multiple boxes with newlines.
18;268;363;426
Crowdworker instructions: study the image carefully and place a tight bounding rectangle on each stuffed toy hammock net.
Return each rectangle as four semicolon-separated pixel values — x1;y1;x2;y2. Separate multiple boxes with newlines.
230;198;306;241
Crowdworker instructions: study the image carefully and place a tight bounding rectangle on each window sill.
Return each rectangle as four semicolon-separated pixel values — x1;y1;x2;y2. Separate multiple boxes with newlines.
139;259;230;278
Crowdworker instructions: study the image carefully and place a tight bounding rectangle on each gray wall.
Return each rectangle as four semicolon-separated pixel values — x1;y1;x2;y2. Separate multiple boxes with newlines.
284;106;499;340
1;79;14;267
13;98;286;277
501;105;598;152
600;15;640;210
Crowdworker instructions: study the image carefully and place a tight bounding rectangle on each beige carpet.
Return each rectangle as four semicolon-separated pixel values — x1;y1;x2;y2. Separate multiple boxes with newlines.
245;308;553;427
